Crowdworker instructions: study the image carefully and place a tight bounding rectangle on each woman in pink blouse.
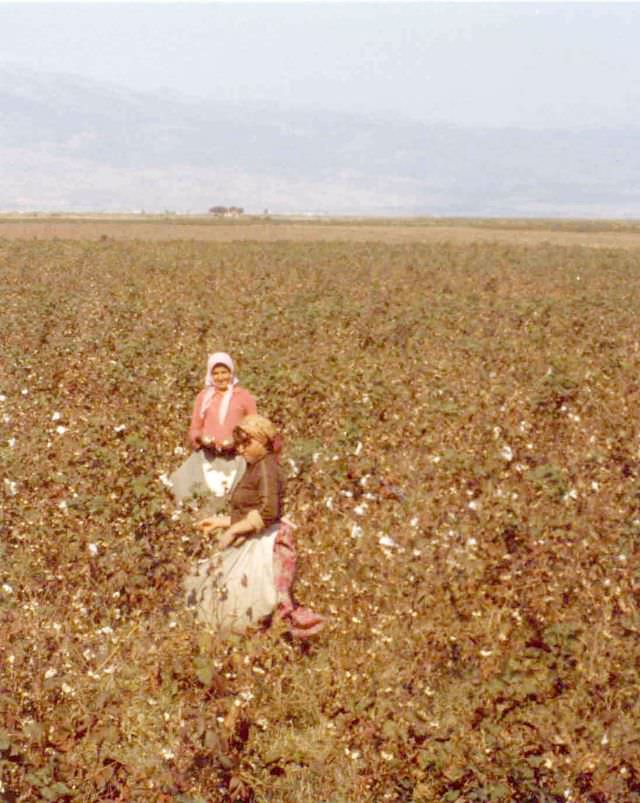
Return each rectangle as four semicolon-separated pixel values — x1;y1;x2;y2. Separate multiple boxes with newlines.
188;352;257;452
170;352;256;508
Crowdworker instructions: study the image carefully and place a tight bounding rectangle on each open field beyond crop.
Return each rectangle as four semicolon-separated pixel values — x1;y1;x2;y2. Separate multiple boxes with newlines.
1;221;639;802
3;215;640;250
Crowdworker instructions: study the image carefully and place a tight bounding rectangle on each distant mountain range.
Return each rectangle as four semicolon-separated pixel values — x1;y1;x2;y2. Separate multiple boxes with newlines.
1;65;639;217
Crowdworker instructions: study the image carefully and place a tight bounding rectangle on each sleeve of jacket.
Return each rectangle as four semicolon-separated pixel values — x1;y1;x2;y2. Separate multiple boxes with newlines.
255;458;280;528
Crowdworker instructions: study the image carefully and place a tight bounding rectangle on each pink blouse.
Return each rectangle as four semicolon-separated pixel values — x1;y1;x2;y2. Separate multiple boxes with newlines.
188;386;257;448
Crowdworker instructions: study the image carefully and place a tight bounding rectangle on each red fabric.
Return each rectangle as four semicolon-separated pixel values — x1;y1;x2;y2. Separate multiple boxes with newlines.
189;386;256;448
273;522;325;638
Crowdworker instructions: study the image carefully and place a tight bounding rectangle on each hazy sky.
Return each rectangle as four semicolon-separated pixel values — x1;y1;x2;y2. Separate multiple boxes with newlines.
2;2;640;128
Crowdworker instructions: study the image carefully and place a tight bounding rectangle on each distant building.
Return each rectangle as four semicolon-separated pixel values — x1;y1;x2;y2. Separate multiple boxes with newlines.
208;205;244;217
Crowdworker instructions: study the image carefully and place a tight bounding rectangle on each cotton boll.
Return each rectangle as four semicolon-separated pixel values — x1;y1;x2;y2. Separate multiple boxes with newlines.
350;524;363;539
500;445;513;462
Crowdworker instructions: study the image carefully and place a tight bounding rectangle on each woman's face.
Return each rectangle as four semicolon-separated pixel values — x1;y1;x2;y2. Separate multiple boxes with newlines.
236;432;267;464
212;364;232;391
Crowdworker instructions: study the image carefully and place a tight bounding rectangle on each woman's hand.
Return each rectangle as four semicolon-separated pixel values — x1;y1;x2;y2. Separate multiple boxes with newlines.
217;528;238;550
215;511;261;549
196;515;230;533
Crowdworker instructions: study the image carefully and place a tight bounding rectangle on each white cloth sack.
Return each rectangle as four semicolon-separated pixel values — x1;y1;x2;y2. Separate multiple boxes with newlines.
169;452;245;504
202;456;242;496
184;523;280;635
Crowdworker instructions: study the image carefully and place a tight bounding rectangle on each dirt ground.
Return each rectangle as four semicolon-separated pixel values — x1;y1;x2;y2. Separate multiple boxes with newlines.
2;215;640;249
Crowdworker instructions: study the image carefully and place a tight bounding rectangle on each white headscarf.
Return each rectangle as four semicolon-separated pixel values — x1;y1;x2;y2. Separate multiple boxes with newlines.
200;352;238;423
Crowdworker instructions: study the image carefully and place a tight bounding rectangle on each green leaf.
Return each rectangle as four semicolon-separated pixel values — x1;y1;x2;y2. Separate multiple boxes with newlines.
42;783;72;801
193;656;214;687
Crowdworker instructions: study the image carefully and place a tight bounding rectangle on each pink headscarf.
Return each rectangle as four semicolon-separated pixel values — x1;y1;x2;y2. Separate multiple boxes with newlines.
199;352;238;422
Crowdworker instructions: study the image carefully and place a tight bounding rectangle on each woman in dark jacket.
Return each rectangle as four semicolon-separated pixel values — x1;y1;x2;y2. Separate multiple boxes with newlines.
184;415;324;638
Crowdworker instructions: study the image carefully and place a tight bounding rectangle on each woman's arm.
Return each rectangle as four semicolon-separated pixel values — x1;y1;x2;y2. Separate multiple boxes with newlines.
218;460;280;548
244;390;258;416
210;458;281;549
188;392;205;449
218;511;263;549
256;458;280;526
196;511;262;548
196;514;231;532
